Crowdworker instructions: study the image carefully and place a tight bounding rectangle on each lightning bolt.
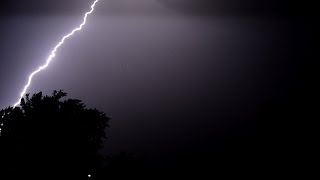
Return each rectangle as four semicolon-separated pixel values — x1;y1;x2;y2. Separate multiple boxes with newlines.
13;0;100;108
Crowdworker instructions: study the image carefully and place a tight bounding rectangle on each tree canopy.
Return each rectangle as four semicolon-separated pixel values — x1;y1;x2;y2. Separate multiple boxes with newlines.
0;90;110;179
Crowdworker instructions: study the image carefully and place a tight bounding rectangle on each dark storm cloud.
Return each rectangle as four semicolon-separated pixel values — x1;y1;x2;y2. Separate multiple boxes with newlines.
157;0;305;16
0;0;307;17
0;0;171;16
0;0;93;15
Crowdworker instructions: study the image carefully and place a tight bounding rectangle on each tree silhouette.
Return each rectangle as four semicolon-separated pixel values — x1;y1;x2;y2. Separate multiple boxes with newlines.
0;90;109;179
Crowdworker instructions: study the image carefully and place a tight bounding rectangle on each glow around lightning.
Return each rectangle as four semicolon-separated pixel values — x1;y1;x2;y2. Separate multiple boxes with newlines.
13;0;100;108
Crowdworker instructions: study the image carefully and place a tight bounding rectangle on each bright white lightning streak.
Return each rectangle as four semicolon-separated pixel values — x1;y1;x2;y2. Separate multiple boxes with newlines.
13;0;100;108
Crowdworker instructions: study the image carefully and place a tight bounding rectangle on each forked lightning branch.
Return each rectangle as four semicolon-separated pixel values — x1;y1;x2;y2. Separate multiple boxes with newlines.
13;0;100;108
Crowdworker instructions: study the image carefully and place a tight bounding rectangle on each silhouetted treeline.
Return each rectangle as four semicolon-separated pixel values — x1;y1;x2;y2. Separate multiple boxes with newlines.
1;89;310;179
0;90;109;179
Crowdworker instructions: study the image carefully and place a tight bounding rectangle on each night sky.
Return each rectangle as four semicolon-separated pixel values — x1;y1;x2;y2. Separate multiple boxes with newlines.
0;0;314;171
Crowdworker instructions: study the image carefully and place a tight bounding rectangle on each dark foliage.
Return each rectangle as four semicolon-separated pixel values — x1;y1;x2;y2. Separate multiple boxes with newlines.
0;90;109;179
